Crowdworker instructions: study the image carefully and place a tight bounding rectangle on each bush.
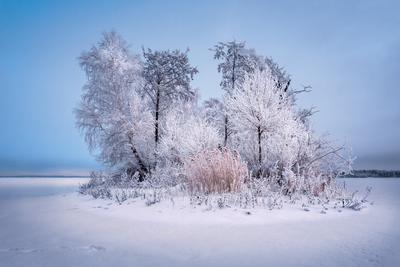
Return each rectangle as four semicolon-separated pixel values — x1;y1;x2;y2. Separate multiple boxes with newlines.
183;148;248;194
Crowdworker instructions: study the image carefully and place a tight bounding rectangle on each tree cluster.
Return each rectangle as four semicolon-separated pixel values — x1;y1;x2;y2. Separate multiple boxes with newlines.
76;32;352;197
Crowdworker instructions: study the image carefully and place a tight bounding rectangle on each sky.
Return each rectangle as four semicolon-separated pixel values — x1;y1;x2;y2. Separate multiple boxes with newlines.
0;0;399;175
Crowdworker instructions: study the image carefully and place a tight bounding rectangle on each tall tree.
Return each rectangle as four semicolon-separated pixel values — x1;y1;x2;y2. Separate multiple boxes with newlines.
227;68;287;177
211;41;261;146
75;32;153;181
142;49;198;148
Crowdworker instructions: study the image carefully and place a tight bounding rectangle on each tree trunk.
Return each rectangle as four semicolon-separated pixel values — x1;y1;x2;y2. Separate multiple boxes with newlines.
224;115;228;147
223;50;237;147
128;135;148;182
257;125;262;178
154;86;160;146
231;51;236;91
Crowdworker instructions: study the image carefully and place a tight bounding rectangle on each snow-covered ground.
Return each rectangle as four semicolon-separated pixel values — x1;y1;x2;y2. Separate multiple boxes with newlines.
0;178;399;267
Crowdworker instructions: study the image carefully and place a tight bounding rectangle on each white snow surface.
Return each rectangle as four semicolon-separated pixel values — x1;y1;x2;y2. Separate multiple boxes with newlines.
0;178;399;267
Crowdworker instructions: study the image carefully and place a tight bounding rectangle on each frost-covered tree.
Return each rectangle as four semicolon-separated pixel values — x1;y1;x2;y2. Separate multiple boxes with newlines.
159;104;221;165
227;68;292;177
201;97;225;138
211;41;264;146
227;67;351;191
212;41;262;94
156;103;221;184
142;49;198;148
263;57;291;93
75;32;153;181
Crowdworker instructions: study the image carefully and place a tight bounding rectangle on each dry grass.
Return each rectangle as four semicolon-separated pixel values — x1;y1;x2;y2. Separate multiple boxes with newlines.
183;148;248;194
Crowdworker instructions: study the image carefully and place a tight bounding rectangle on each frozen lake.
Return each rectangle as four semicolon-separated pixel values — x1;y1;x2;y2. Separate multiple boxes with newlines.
0;177;399;267
0;178;89;200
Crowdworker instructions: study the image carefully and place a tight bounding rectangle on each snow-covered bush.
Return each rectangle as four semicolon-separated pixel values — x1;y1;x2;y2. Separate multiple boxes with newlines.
183;148;248;194
334;184;372;211
79;171;113;199
159;106;221;164
154;105;222;184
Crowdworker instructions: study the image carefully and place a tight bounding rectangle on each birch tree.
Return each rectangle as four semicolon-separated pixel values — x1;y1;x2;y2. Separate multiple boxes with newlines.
75;32;153;181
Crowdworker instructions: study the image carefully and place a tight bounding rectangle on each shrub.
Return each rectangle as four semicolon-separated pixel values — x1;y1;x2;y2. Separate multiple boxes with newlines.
183;148;248;194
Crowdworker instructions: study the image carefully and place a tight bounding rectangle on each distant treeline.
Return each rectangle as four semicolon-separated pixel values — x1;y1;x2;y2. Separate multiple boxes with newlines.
343;170;400;178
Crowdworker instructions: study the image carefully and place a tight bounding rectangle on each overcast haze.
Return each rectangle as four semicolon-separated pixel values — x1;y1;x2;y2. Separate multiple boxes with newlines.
0;0;399;174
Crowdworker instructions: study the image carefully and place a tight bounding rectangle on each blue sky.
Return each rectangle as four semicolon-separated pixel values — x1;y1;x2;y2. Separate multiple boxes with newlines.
0;0;399;174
